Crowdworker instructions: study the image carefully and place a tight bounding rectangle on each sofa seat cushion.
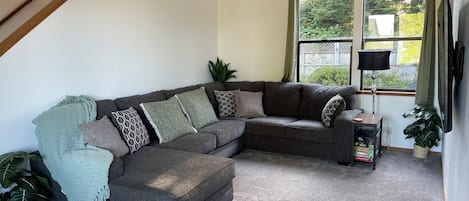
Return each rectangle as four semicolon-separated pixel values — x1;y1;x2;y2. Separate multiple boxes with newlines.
219;117;249;121
285;120;334;143
110;147;235;201
199;120;245;147
245;116;297;137
150;133;217;154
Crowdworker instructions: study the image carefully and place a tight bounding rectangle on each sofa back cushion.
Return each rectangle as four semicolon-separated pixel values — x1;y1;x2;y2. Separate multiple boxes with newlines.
299;84;356;120
162;84;200;98
263;82;303;118
96;100;119;120
224;81;265;92
199;82;225;115
114;91;167;142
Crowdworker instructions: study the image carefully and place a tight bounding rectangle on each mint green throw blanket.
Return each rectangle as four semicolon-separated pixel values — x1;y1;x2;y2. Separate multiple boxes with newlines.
33;96;113;201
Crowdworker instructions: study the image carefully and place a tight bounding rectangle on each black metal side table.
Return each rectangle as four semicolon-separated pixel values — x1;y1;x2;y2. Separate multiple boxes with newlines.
351;113;383;170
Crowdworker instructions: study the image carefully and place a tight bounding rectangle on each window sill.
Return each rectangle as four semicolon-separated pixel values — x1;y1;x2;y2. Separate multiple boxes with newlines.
356;90;416;97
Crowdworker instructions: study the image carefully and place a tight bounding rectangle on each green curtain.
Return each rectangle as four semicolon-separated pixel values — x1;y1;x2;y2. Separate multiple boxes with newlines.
437;0;447;112
415;0;435;105
281;0;298;82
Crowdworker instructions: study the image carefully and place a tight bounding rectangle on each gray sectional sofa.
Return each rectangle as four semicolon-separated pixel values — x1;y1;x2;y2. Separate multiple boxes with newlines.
32;81;361;201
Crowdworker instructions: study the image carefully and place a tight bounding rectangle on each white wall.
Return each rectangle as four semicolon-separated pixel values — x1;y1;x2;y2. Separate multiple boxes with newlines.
0;0;218;154
443;0;469;200
217;0;288;81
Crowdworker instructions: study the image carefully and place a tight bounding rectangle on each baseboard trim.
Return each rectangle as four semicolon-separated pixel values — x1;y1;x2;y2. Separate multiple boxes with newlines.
381;146;441;156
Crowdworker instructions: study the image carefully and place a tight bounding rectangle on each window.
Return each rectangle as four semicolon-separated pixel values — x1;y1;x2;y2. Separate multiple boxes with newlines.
298;0;353;86
362;0;424;91
297;0;425;92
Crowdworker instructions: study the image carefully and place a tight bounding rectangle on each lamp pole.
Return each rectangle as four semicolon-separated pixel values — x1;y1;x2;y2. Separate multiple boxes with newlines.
371;70;377;114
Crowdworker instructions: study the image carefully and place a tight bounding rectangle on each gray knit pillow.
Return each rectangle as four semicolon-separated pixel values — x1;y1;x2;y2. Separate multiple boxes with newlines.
79;116;129;157
214;90;239;117
175;87;219;129
321;94;346;127
140;97;197;144
112;107;150;153
234;91;266;118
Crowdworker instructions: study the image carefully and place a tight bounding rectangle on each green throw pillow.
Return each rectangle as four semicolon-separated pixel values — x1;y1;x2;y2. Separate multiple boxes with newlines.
140;97;196;144
175;87;219;129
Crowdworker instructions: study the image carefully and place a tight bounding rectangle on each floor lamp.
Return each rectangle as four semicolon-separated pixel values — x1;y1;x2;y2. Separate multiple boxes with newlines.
358;50;391;114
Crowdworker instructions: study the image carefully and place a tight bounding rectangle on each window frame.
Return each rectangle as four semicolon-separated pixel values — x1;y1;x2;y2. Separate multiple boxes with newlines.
296;38;353;86
296;0;424;93
360;36;422;92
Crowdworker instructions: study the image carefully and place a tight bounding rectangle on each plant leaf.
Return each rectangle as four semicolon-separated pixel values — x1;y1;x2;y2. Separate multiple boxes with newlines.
33;175;50;191
0;192;11;201
9;186;35;201
0;158;24;188
403;105;442;149
207;57;237;82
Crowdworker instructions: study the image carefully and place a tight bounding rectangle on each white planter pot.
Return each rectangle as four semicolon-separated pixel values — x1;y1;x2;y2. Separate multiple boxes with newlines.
413;144;429;159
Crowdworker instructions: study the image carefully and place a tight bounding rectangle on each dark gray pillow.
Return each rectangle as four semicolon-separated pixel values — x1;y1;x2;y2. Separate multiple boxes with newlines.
321;94;346;127
111;107;150;153
234;91;266;118
78;116;129;157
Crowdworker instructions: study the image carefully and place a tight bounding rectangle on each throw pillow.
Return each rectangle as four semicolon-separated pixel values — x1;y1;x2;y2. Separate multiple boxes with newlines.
321;94;346;127
140;97;197;144
234;91;266;118
111;107;150;153
214;90;239;117
175;87;218;129
78;116;129;157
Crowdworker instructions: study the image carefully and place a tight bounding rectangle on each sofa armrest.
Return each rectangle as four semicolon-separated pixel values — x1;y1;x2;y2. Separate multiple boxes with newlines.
333;109;362;163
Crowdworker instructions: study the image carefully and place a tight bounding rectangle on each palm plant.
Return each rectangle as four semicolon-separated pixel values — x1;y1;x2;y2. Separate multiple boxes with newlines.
403;105;443;148
208;57;237;82
0;152;50;201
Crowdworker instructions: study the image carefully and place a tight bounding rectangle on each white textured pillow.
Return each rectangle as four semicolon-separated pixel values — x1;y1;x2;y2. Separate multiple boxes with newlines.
321;94;346;127
140;97;196;144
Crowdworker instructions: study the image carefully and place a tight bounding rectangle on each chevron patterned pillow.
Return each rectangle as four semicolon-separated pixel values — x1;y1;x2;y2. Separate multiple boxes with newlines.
321;94;346;127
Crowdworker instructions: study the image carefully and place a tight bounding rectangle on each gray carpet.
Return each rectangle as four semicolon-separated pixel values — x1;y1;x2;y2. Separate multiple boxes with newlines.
232;149;443;201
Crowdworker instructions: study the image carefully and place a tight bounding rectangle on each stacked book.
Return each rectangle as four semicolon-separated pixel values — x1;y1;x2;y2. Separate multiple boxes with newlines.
354;136;374;162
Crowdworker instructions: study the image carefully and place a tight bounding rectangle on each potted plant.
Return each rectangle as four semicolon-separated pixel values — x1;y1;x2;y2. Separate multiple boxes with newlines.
403;105;443;159
208;57;237;82
0;151;50;201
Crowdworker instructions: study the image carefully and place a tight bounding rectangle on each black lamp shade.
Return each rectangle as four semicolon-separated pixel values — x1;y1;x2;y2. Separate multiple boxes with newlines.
358;50;391;70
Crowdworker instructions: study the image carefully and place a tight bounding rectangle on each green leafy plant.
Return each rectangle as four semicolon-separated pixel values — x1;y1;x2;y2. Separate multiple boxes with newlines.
0;152;50;201
300;67;349;86
403;105;443;148
208;57;237;82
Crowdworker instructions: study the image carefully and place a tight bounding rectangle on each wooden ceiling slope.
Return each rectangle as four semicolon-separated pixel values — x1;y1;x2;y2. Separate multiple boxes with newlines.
0;0;65;57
